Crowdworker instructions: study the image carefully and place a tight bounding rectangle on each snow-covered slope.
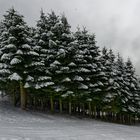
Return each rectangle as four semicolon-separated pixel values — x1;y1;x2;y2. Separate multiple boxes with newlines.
0;99;140;140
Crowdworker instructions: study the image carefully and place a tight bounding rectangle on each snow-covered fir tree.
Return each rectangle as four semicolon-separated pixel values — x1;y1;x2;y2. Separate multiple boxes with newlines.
48;14;73;94
29;10;54;90
0;19;9;93
100;47;110;107
0;8;139;122
114;54;130;115
70;28;90;102
0;8;38;108
49;14;75;113
125;58;140;115
101;49;119;113
86;32;104;117
68;27;103;117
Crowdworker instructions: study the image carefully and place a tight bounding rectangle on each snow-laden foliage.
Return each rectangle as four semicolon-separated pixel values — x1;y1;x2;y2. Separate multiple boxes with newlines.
8;73;22;81
10;57;21;65
0;8;139;119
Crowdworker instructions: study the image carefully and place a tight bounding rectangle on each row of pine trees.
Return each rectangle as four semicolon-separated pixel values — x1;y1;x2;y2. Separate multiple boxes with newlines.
0;8;140;124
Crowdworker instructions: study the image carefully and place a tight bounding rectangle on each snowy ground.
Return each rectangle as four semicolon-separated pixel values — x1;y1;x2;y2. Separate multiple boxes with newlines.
0;100;140;140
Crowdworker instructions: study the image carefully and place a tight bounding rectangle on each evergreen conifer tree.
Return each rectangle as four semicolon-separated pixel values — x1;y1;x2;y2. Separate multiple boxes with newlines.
125;58;140;116
87;33;104;118
0;8;37;109
115;54;129;120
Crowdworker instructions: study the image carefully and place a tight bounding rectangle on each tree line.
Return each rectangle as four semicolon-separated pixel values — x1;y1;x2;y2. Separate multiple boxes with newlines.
0;8;140;124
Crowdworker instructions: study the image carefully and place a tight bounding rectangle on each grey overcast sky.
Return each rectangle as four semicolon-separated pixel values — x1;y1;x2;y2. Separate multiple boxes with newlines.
0;0;140;74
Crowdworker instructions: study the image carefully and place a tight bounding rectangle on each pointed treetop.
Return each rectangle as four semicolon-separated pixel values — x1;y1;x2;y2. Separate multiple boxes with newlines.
48;10;58;20
40;8;46;20
2;8;25;28
5;7;23;18
82;26;88;34
126;57;135;72
108;49;115;62
61;13;68;25
61;13;71;32
5;7;17;16
102;47;108;55
126;57;132;65
117;53;123;62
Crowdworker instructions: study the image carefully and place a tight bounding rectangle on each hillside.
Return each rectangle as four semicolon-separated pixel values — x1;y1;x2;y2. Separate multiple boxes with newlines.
0;99;139;140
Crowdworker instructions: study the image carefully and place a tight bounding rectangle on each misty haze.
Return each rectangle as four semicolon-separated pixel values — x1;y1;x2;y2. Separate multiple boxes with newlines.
0;0;140;140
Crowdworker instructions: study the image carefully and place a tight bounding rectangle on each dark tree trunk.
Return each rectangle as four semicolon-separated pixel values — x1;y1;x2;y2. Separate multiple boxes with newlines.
20;81;27;110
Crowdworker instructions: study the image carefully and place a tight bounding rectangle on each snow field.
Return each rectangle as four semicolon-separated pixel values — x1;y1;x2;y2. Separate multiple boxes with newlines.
0;100;139;140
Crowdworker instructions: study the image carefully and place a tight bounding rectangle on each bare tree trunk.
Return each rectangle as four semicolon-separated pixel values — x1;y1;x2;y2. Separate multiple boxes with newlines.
69;97;72;115
88;102;91;117
20;81;26;110
41;99;44;111
69;102;72;115
83;103;85;116
73;102;76;114
59;97;62;113
94;106;96;119
13;91;16;106
50;94;54;113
